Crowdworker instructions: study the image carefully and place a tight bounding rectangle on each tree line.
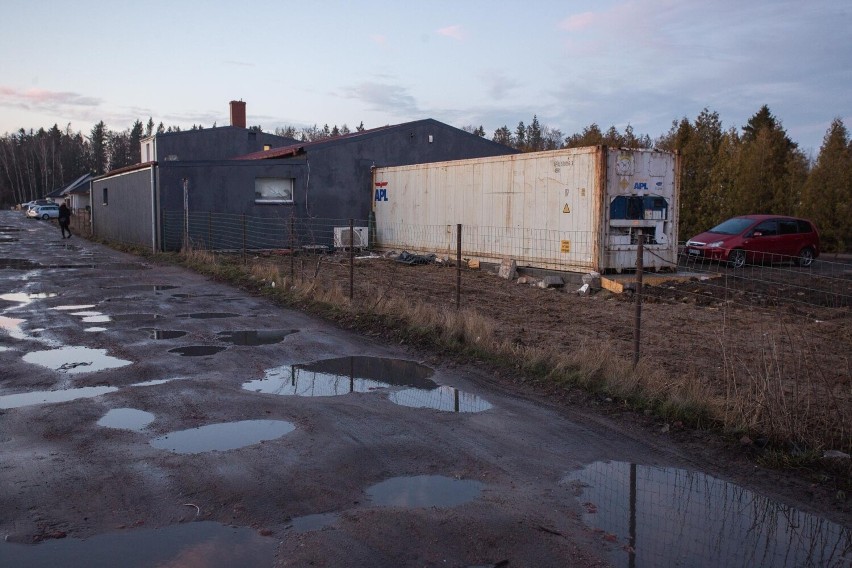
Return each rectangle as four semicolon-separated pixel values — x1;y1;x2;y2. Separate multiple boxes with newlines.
1;105;849;252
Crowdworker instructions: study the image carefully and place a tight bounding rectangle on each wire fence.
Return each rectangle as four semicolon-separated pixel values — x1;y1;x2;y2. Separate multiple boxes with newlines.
158;210;851;451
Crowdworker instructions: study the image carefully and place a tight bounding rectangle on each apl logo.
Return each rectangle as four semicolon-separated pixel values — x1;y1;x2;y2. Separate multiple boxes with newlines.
375;181;388;202
633;182;648;190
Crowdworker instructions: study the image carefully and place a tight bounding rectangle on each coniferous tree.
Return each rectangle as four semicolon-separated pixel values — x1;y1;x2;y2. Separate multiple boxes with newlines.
492;125;512;146
801;118;852;251
90;121;108;175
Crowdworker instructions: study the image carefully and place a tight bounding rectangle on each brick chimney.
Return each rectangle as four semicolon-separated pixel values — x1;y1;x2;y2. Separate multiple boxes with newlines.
230;100;246;128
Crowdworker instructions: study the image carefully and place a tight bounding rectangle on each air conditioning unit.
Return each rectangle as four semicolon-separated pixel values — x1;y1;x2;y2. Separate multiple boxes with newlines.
333;226;369;249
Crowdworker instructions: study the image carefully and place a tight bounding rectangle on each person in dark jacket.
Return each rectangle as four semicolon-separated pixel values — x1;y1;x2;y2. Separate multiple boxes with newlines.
58;202;72;239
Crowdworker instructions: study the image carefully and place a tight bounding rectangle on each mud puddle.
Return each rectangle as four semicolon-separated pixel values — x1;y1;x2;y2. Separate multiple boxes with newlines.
150;419;295;454
565;461;851;568
0;258;41;269
366;475;485;508
1;292;58;305
389;385;492;413
168;345;226;357
242;356;436;398
176;312;241;319
97;408;156;431
0;521;277;568
102;284;178;292
288;512;340;533
0;386;119;409
112;314;165;322
141;328;187;340
22;346;132;374
217;329;297;345
70;311;112;323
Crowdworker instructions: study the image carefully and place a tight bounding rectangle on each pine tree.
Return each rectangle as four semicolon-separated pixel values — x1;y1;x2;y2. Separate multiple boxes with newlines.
801;118;852;251
90;121;108;175
145;118;155;137
492;126;512;146
129;120;144;164
514;122;526;151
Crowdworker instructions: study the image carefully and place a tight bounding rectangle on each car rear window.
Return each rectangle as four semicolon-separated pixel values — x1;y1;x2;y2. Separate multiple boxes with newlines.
797;220;813;233
708;218;755;235
779;220;798;235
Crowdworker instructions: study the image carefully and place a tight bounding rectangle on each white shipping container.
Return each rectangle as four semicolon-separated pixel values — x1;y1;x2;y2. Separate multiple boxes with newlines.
372;146;680;273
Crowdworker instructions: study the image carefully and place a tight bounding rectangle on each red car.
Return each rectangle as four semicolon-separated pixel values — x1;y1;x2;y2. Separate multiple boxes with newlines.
685;215;820;268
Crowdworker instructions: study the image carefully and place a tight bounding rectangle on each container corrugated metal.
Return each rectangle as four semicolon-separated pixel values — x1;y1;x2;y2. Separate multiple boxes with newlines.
373;146;679;273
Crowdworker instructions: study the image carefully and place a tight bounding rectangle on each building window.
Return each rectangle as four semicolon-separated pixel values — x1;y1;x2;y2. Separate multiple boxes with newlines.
263;144;271;151
102;187;108;206
255;178;293;204
145;143;150;162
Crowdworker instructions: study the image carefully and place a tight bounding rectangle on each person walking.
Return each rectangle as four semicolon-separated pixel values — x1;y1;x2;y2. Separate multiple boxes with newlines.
58;202;72;239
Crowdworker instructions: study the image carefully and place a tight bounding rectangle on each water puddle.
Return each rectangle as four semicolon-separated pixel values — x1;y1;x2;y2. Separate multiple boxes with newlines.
1;292;58;306
389;386;493;413
141;328;187;340
565;461;851;568
0;315;25;339
242;356;436;398
217;329;297;346
97;408;156;431
0;258;41;269
177;312;241;319
22;346;132;374
52;304;96;311
0;521;277;568
366;475;484;508
0;386;119;409
102;284;178;291
0;237;19;242
113;314;165;323
84;327;108;333
168;345;227;357
288;512;339;533
130;378;180;388
71;311;112;323
150;419;295;454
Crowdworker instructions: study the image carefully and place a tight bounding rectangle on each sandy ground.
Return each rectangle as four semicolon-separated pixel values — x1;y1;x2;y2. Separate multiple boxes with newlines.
0;212;849;567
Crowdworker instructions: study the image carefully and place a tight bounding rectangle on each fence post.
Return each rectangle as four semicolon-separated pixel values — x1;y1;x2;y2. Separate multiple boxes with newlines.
289;216;295;280
349;218;355;301
633;233;644;367
456;224;462;310
241;213;247;264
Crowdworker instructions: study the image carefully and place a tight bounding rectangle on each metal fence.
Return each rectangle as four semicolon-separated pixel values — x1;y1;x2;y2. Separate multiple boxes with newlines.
156;210;851;451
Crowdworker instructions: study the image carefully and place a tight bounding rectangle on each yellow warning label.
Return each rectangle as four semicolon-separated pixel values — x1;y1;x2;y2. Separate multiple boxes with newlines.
563;204;571;213
560;240;571;253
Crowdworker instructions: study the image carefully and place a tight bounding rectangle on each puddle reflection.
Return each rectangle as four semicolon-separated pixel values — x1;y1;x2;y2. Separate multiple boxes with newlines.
22;346;132;374
176;312;240;319
150;420;295;454
566;461;851;568
242;356;436;398
0;386;119;409
366;475;484;508
141;328;187;340
389;386;492;413
97;408;156;431
289;512;339;533
168;345;226;357
0;521;276;568
217;329;297;346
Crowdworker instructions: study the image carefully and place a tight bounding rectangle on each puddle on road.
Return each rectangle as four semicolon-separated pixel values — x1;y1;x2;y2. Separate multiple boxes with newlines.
168;345;227;357
389;386;493;413
102;284;178;292
366;475;484;508
217;329;297;346
288;512;339;533
0;386;119;409
51;304;96;311
242;356;436;398
71;311;112;323
566;461;852;568
141;328;187;340
130;378;180;388
150;419;295;454
176;312;241;319
1;292;59;305
22;346;132;374
84;327;108;333
0;237;19;242
0;258;41;270
97;408;156;431
0;521;277;568
113;314;166;324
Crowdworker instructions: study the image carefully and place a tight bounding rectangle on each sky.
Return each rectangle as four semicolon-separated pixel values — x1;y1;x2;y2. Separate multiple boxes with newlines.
1;0;850;157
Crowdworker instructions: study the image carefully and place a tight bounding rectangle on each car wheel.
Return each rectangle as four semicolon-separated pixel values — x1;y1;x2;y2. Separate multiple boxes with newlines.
728;249;746;269
796;247;815;267
42;214;49;220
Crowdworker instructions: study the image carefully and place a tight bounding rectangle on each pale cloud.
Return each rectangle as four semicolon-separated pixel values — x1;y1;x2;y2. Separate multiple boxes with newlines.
0;86;101;108
478;71;521;100
342;82;419;116
370;34;388;46
436;25;465;40
558;11;597;32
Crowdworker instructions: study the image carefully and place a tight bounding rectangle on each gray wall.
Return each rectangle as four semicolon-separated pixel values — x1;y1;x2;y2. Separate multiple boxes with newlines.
91;167;154;248
152;127;297;162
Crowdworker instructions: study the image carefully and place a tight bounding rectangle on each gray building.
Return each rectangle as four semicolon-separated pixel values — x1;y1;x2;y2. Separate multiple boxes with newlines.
92;103;517;251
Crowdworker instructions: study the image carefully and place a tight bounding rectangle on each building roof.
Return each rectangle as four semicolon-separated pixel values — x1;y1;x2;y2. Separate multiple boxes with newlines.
62;173;94;195
94;161;157;181
234;119;513;160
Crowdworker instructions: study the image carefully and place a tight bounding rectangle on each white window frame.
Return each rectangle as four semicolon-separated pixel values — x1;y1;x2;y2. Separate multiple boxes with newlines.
254;178;294;204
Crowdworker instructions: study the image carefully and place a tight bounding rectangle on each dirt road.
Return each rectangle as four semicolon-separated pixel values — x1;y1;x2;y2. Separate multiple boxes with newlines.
0;212;849;567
